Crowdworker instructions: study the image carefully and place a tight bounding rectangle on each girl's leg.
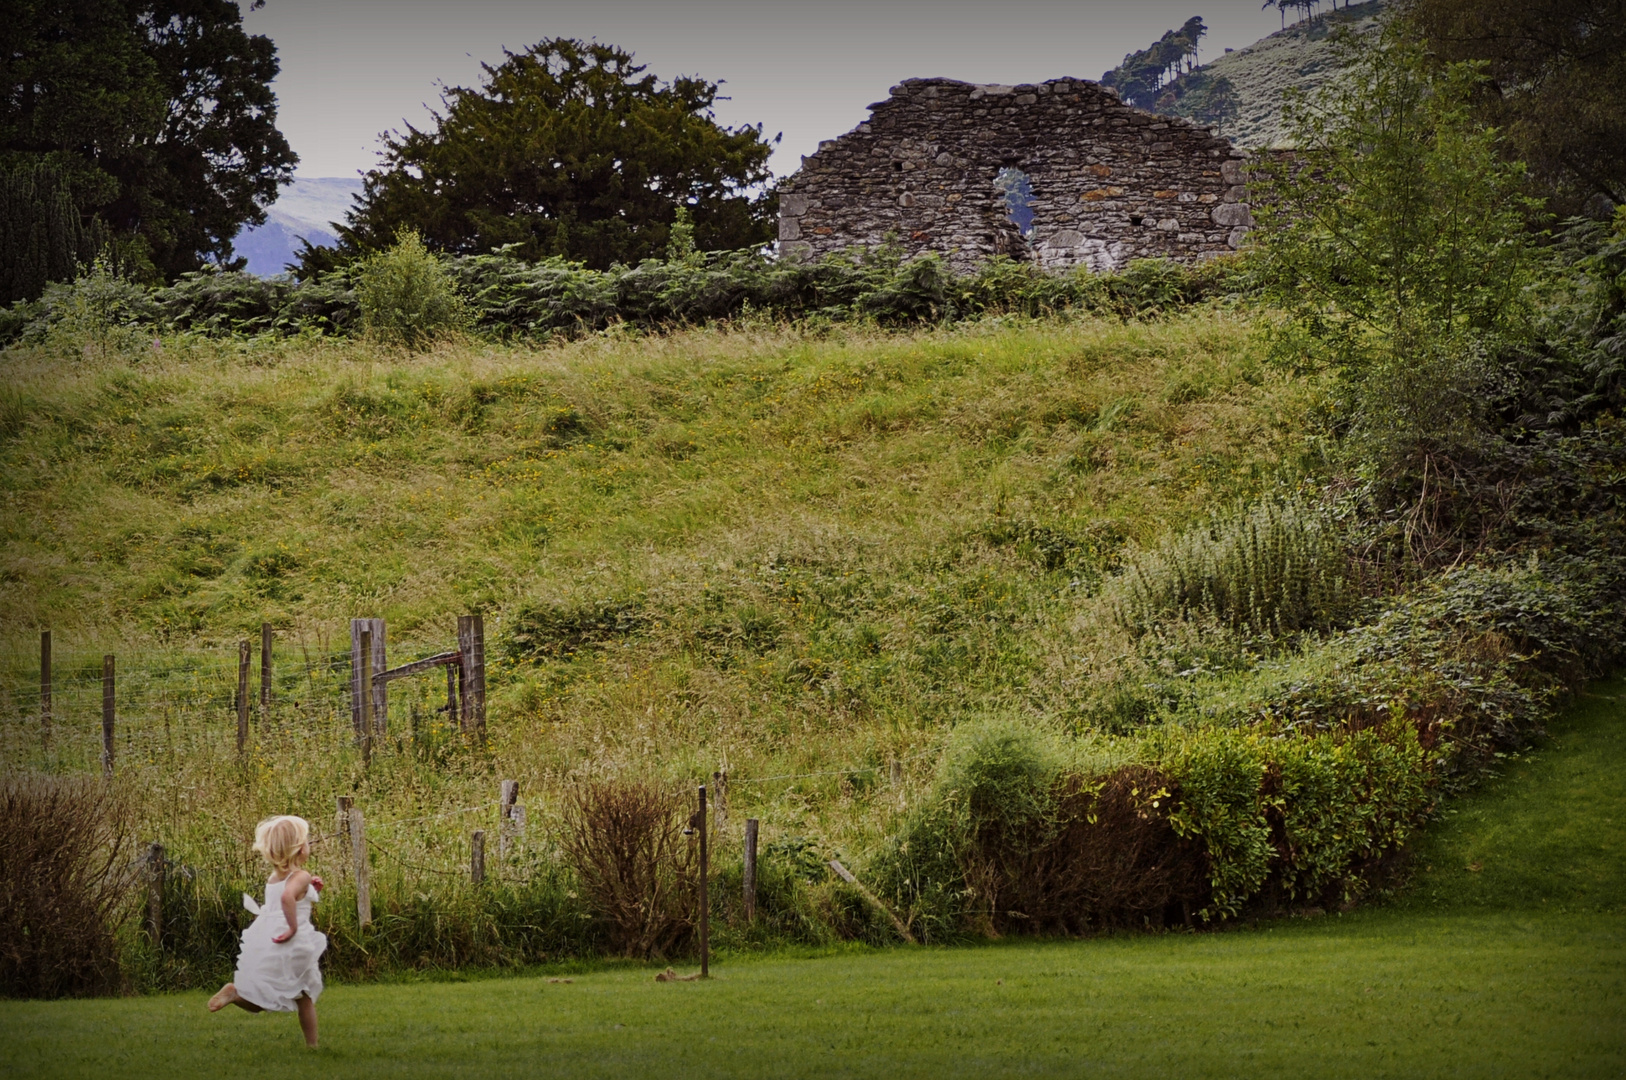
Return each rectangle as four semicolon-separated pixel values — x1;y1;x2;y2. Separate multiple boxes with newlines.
296;994;318;1048
207;983;238;1012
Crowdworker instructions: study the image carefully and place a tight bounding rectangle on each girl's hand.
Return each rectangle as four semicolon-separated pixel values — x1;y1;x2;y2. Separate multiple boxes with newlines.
273;926;297;944
309;876;324;893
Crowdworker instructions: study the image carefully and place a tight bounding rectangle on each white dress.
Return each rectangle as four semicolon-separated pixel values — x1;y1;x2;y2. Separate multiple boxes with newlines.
233;876;327;1011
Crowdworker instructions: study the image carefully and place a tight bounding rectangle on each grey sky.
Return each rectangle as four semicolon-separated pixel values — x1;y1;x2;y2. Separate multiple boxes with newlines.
245;0;1294;181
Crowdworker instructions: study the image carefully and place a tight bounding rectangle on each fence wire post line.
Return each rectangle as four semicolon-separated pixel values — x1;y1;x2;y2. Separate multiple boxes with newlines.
101;654;114;777
359;629;373;766
39;629;51;748
698;784;709;979
743;818;759;923
350;806;371;928
236;640;250;755
260;623;273;715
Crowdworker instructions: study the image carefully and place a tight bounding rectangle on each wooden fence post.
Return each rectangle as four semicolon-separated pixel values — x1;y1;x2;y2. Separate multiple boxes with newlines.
236;640;250;754
101;655;114;777
349;806;371;928
743;818;759;923
457;615;486;743
146;842;165;945
39;630;50;746
698;785;709;978
359;630;373;765
471;830;486;885
260;623;273;715
335;796;353;884
349;618;387;738
498;780;518;858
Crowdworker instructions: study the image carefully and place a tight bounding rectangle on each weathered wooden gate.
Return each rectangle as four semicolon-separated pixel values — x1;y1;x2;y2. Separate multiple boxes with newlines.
350;615;486;742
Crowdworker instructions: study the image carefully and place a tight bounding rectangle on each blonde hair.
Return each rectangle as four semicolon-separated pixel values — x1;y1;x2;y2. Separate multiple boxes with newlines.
252;815;311;873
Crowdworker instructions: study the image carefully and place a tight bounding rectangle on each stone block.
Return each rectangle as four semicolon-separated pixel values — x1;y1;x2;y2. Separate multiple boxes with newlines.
1227;227;1251;249
1220;159;1247;185
780;194;810;217
778;217;801;241
779;241;813;261
1211;203;1254;227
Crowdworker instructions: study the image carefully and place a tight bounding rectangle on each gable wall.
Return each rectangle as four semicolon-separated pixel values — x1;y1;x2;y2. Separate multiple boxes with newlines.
778;77;1253;274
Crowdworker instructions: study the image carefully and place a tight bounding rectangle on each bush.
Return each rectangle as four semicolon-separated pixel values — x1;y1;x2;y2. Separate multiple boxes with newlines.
14;262;158;358
357;230;468;348
873;722;1208;938
0;775;137;997
1107;498;1355;637
559;777;696;959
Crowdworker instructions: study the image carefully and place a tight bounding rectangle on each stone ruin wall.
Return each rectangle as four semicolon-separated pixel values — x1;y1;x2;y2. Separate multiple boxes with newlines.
778;77;1254;274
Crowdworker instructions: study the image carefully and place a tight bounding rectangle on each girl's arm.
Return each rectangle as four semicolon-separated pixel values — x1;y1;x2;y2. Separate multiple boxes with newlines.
272;870;313;943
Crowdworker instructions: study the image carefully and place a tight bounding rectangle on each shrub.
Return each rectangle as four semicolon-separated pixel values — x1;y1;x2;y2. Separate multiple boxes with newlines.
874;724;1210;938
559;777;696;959
0;775;138;997
356;230;468;348
15;261;158;359
1107;497;1355;637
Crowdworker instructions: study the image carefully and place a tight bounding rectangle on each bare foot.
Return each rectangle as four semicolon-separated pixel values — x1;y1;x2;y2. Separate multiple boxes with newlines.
207;983;238;1012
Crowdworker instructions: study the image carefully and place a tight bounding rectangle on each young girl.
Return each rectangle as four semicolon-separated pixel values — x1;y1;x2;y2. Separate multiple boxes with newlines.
208;815;327;1048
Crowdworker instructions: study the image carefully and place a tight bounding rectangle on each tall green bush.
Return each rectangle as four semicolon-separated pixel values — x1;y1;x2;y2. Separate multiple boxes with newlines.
356;229;467;348
1250;30;1540;456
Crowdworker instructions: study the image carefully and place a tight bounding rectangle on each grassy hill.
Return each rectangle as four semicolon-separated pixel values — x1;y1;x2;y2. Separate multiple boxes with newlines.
1171;1;1386;148
0;313;1322;967
0;314;1308;723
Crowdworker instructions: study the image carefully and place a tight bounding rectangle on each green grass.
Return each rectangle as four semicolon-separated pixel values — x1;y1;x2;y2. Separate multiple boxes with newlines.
0;314;1319;891
5;678;1620;1078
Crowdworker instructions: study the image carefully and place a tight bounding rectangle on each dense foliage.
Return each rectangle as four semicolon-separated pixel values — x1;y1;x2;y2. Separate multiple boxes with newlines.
0;0;297;280
1401;0;1626;215
1099;17;1209;110
321;39;776;273
1;242;1245;349
0;162;106;305
1250;31;1540;466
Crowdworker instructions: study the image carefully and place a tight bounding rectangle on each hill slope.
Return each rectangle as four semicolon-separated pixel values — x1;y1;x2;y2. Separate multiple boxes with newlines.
1164;1;1386;148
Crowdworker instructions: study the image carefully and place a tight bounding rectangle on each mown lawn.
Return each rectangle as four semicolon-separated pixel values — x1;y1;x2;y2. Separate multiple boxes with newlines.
4;679;1621;1079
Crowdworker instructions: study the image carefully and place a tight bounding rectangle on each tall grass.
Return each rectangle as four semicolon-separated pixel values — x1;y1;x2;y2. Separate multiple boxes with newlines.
1106;497;1355;637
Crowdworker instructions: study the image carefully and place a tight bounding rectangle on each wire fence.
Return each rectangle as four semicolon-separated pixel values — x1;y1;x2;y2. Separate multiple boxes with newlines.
1;639;934;887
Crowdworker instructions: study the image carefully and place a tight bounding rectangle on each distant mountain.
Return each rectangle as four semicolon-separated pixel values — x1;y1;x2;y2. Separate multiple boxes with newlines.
232;176;363;276
1154;1;1386;149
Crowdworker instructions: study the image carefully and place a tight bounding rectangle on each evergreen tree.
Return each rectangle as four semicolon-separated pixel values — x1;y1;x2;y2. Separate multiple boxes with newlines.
331;39;776;271
0;0;297;280
0;162;102;304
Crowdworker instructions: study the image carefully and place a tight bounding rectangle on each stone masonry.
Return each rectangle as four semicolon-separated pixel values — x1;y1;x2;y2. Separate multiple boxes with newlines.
778;77;1252;274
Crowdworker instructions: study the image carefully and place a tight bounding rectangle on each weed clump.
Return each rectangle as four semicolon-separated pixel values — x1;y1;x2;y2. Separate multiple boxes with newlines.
1107;498;1354;637
0;775;137;997
559;777;696;959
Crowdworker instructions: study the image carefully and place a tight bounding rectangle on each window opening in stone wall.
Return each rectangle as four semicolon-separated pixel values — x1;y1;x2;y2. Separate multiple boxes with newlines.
994;167;1035;237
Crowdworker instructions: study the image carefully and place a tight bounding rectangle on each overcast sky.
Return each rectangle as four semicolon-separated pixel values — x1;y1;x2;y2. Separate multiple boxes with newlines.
245;0;1294;182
